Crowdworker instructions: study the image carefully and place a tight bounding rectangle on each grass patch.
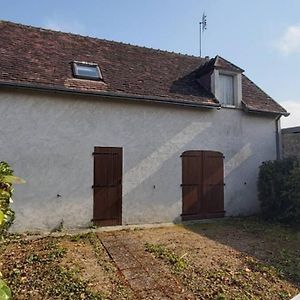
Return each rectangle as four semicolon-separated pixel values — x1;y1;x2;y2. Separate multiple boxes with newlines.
144;218;299;299
1;237;104;299
144;242;187;272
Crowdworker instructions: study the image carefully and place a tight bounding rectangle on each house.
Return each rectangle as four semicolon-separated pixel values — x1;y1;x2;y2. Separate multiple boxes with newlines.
282;126;300;161
0;21;288;231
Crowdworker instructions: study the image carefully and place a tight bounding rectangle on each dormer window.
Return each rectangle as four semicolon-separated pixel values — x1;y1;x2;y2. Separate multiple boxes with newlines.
210;70;242;108
72;61;103;81
198;56;244;108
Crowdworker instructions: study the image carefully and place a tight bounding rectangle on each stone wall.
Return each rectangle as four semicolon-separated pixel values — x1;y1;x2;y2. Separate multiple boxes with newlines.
282;127;300;160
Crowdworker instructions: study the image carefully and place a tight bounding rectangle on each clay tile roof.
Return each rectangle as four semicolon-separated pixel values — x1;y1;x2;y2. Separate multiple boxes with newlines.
214;55;244;73
0;20;287;115
242;75;287;115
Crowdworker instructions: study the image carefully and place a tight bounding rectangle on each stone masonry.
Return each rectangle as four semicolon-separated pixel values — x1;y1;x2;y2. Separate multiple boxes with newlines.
282;126;300;160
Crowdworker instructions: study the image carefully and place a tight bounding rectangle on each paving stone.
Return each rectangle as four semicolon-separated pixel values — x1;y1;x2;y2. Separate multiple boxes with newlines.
123;240;146;252
148;270;180;291
98;233;194;299
101;239;122;249
122;268;148;281
104;244;126;255
132;249;158;261
99;234;123;248
109;250;141;270
138;289;171;300
162;286;196;300
127;273;160;291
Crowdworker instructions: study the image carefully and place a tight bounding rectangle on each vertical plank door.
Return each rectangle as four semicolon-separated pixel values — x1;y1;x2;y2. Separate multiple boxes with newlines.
202;151;224;217
181;150;224;220
181;151;203;217
93;147;122;226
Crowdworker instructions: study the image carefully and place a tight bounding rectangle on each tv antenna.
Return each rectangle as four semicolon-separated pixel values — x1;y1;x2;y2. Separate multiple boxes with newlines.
199;13;207;57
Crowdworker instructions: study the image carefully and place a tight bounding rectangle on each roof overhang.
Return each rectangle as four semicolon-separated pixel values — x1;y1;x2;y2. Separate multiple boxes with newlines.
241;101;290;117
0;81;221;110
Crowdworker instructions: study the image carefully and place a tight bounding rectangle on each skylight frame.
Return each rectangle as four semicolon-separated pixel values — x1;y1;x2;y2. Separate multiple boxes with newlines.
72;61;103;81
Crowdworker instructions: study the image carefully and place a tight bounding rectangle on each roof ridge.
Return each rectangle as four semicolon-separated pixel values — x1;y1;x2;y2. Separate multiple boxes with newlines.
0;19;206;61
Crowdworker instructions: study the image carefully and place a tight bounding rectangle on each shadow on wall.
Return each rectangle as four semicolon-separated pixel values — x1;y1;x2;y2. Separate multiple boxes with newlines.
180;217;300;289
123;118;255;224
123;121;212;196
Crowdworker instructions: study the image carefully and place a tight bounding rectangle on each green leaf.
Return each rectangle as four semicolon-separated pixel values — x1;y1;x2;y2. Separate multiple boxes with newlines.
2;175;25;184
0;189;10;198
0;211;4;225
0;279;12;300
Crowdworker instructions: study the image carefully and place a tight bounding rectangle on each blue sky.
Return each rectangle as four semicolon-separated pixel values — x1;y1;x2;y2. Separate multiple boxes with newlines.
1;0;299;127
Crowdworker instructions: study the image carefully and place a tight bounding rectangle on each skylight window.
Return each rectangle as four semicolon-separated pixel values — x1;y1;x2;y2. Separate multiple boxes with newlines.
72;62;103;81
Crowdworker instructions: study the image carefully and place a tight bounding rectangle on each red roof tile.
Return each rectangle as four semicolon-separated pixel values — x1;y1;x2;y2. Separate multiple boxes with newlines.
0;21;287;115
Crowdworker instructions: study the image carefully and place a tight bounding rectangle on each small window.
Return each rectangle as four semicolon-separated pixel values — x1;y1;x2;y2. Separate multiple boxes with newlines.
72;62;103;81
219;74;234;105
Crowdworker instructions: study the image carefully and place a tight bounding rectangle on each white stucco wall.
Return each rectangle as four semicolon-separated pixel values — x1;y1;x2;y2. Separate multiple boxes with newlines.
0;89;277;231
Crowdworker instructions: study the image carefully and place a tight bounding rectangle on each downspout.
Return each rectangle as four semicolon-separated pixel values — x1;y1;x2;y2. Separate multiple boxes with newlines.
275;115;282;160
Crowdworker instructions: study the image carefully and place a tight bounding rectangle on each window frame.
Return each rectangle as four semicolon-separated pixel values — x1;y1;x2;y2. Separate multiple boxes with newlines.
211;69;242;108
72;61;103;81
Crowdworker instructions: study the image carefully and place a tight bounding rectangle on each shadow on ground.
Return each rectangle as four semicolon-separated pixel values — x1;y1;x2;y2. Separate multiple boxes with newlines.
181;216;300;287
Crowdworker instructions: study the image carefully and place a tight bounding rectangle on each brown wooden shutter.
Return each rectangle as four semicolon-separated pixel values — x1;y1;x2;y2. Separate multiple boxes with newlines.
93;147;122;226
202;151;224;215
181;151;203;216
181;150;224;220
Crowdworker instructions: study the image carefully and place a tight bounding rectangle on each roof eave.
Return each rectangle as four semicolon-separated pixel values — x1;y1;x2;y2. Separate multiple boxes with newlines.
0;81;221;110
242;101;290;117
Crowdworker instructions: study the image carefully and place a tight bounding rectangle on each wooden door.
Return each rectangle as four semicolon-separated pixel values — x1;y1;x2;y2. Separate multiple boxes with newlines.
181;151;203;216
202;151;224;215
181;150;224;221
93;147;122;226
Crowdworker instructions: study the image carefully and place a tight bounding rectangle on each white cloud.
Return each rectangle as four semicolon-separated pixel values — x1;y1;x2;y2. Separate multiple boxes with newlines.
43;17;85;35
277;25;300;55
281;100;300;128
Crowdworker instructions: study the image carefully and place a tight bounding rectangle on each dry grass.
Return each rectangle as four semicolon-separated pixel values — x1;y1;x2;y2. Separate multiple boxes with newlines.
0;218;299;299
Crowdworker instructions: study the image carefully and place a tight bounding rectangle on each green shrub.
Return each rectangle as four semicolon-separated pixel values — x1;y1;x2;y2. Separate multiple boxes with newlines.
258;158;300;224
0;161;15;236
279;167;300;224
0;161;24;300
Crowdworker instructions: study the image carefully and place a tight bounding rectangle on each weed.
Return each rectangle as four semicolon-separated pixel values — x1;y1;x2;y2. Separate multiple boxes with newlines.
70;233;91;242
51;220;64;233
89;221;97;229
144;242;187;272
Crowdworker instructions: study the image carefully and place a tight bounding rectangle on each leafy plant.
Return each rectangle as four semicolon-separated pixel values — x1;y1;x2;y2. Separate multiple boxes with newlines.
0;277;12;300
50;219;64;233
0;162;15;236
0;161;25;237
0;161;25;300
258;158;300;224
280;167;300;224
145;242;187;272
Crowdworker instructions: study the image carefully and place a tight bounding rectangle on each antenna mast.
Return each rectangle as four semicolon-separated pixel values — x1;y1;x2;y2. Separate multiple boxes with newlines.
199;13;207;57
